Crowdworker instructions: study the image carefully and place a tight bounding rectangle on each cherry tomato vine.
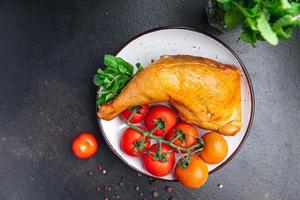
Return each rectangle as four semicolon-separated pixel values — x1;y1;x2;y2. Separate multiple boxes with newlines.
125;107;205;167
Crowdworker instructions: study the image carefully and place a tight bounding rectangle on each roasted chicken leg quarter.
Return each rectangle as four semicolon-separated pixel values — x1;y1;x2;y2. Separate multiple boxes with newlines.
98;55;241;136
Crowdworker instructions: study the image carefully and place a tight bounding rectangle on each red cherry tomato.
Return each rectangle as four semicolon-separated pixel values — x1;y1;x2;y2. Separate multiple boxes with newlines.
143;144;175;177
121;105;149;123
72;132;98;159
145;105;177;137
120;127;150;157
165;122;199;153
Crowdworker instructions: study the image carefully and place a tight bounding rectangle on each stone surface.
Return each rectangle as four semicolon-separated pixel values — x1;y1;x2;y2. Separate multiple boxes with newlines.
0;0;299;200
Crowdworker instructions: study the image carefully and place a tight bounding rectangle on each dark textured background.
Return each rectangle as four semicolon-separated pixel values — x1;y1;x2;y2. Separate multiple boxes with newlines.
0;1;299;200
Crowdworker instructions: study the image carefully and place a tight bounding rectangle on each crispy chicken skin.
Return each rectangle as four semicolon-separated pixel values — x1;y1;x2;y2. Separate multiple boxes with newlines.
98;55;241;136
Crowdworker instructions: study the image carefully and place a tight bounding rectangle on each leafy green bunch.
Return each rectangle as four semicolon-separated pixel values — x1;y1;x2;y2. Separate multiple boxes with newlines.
217;0;300;46
93;55;143;105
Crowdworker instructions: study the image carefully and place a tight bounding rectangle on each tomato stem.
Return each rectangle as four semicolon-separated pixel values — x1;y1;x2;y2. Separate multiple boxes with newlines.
125;107;205;162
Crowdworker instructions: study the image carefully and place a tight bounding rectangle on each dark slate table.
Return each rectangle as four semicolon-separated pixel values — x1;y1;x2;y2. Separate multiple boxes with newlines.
0;1;299;200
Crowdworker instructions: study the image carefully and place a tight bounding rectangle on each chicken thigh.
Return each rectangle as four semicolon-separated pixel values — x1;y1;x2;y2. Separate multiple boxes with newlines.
98;55;241;136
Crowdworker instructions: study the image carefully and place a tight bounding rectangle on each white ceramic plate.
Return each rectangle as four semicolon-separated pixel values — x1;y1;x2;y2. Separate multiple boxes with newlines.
97;27;254;181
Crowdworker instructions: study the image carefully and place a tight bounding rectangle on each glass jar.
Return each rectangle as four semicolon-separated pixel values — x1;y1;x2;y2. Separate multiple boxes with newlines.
206;0;228;32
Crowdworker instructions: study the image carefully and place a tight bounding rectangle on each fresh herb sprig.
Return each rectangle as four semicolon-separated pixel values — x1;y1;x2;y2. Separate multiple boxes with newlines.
217;0;300;46
93;55;143;105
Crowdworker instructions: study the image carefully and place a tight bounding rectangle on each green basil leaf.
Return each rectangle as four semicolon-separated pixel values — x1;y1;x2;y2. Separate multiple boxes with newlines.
118;64;129;74
94;55;144;105
98;89;111;95
104;54;118;68
117;74;130;88
97;68;103;73
105;68;119;74
116;57;134;75
93;74;104;86
111;80;119;94
257;12;279;46
96;95;106;106
105;93;114;102
103;78;111;84
99;70;115;79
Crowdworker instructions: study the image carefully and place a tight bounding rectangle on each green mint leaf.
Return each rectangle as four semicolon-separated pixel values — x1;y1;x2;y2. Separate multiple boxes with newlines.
276;26;293;39
264;1;285;17
257;12;279;46
239;30;257;47
280;0;291;9
224;6;244;30
275;15;300;27
217;0;232;11
273;15;300;39
217;0;299;46
246;17;258;31
288;2;300;15
104;54;118;68
247;4;260;17
232;1;251;17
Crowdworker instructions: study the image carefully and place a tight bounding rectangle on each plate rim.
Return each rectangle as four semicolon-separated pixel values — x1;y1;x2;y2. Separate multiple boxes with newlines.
96;26;255;181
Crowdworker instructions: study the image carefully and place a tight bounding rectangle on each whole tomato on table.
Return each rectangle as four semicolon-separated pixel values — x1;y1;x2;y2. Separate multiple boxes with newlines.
72;132;98;159
143;143;175;177
145;105;177;137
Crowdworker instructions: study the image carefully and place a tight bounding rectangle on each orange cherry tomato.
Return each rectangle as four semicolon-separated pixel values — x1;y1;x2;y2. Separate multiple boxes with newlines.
72;132;98;159
175;155;208;189
165;122;199;152
199;132;228;164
